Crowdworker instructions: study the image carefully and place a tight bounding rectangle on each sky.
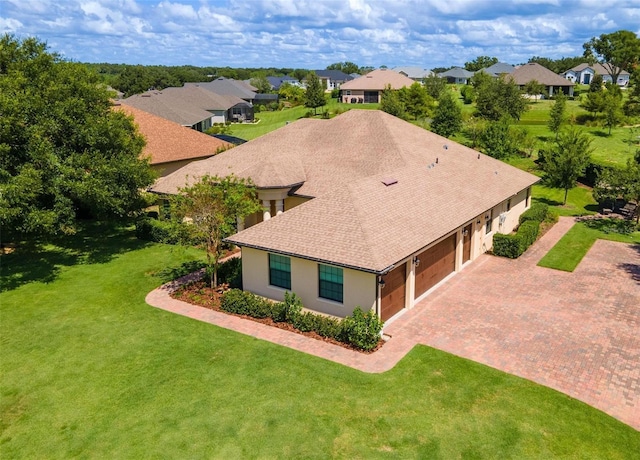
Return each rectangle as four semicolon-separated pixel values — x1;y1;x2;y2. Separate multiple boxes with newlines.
1;0;639;70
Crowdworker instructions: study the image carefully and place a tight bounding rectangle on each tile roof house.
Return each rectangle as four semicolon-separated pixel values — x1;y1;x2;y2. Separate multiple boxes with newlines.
510;62;575;97
338;69;416;103
392;66;433;80
153;110;538;323
438;67;475;84
114;103;231;177
266;76;302;90
310;70;355;92
562;63;630;86
185;77;258;102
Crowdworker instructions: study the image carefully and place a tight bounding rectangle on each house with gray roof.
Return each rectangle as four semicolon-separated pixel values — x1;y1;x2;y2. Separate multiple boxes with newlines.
438;67;475;84
478;62;515;78
510;62;574;97
562;63;630;86
393;66;433;80
153;110;538;323
186;77;258;103
309;70;354;92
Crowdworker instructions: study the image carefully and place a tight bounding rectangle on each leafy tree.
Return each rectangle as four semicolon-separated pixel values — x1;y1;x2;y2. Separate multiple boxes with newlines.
172;175;260;288
431;92;462;138
541;128;593;204
250;75;272;93
583;30;640;85
460;85;475;104
470;70;492;90
464;117;486;149
278;82;304;104
523;79;546;102
593;152;640;222
528;56;585;74
0;34;155;237
480;116;519;159
400;82;433;120
380;85;406;119
464;56;498;72
326;61;360;75
582;90;605;116
548;91;567;139
422;74;447;99
475;75;527;121
303;72;326;115
624;66;640;116
602;85;624;135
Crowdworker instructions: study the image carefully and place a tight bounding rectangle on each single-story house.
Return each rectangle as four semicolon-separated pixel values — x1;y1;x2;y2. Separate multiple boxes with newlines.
152;110;538;323
392;66;433;81
438;67;474;84
114;103;232;177
310;70;355;92
185;78;258;104
338;69;415;103
510;62;574;97
562;63;630;86
477;62;515;78
266;76;302;91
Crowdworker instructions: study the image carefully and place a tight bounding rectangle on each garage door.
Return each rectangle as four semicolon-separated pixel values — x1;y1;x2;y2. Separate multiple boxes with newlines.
414;234;456;299
380;262;406;321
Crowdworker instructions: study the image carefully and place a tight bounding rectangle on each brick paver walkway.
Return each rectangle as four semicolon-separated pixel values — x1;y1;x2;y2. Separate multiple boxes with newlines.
146;216;640;430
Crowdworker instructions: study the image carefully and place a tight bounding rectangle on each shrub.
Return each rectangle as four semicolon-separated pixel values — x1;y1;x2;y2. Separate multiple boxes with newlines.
518;220;539;247
519;203;549;224
221;289;274;318
217;257;242;289
135;217;192;244
492;233;524;259
274;291;303;323
340;307;383;351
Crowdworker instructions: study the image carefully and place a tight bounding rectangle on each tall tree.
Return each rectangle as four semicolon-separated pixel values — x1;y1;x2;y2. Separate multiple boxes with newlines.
172;175;261;288
624;66;640;116
380;85;406;119
583;30;640;85
422;74;447;99
0;34;155;237
475;75;528;121
589;73;604;92
602;85;624;135
523;79;546;102
400;82;433;120
464;56;498;72
480;116;519;159
541;128;593;204
431;92;463;138
593;151;640;222
548;91;567;139
326;61;360;75
303;72;326;115
250;75;272;93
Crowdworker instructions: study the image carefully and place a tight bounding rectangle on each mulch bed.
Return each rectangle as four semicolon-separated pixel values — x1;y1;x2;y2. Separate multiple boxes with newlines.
170;279;384;354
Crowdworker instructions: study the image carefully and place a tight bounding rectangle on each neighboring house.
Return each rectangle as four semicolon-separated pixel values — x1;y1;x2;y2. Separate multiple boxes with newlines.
510;62;575;97
152;110;538;323
477;62;515;78
562;63;630;86
338;69;415;103
266;76;302;91
393;66;433;81
186;77;258;103
310;70;354;92
162;86;254;123
438;67;474;84
114;103;231;177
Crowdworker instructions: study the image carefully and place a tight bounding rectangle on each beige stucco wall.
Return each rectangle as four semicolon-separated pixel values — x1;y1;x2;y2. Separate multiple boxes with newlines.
342;90;364;103
241;247;376;318
477;186;531;254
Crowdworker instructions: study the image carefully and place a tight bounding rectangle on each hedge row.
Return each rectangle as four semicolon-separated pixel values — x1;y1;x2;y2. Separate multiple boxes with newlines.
135;217;192;245
493;203;549;259
220;290;383;351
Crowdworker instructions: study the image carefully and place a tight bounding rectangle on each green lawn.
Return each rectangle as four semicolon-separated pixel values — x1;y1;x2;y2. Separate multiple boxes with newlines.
531;184;599;216
2;223;639;458
538;219;640;271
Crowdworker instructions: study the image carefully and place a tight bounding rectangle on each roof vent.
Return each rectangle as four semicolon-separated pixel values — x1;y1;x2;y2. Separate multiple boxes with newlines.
382;178;398;186
443;144;448;150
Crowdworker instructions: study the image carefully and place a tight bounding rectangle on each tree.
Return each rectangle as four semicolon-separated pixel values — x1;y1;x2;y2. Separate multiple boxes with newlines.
0;34;155;237
582;90;605;116
326;61;360;75
480;116;519;159
475;75;528;121
464;56;498;72
624;66;640;116
523;79;546;102
172;175;261;288
250;75;272;93
278;82;304;104
602;85;624;135
422;74;447;99
548;91;567;139
400;82;433;120
303;72;326;115
593;152;640;222
380;85;406;119
431;92;462;138
583;30;640;85
541;128;593;204
589;73;604;92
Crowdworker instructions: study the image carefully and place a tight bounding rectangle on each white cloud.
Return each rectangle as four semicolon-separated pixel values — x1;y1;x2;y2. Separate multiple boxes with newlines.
0;17;24;32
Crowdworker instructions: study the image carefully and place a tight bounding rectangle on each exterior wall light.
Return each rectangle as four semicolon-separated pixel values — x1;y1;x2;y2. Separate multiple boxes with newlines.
413;256;420;267
378;278;386;289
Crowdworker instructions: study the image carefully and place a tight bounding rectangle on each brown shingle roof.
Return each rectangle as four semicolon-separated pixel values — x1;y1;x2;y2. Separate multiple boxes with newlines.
115;103;231;166
339;69;415;91
510;63;574;86
567;62;630;77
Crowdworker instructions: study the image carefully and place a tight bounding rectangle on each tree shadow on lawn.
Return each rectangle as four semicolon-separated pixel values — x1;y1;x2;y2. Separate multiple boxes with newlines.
534;197;563;207
0;220;150;293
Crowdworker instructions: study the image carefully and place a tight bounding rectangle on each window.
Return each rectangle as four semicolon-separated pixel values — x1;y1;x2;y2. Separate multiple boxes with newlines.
506;199;511;212
318;264;343;303
485;209;493;234
526;187;531;207
269;254;291;290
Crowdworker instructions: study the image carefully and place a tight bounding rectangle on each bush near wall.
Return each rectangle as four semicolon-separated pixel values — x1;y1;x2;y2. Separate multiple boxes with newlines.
135;217;192;245
494;203;549;259
220;289;382;351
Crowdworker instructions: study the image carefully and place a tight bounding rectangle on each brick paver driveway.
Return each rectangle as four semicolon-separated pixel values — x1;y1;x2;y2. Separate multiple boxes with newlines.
386;217;640;430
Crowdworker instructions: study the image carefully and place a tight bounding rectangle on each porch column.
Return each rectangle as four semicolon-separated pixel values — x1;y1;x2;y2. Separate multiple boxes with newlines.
275;200;284;216
262;200;271;221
